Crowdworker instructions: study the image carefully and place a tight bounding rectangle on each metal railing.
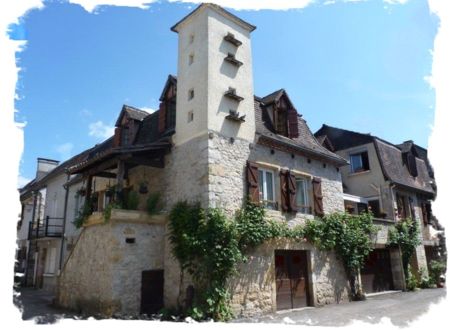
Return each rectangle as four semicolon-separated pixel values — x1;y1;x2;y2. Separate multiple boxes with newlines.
28;216;64;239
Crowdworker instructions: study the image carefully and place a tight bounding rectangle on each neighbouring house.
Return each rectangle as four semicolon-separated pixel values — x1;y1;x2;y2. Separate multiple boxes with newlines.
53;3;356;317
315;124;443;293
17;152;92;292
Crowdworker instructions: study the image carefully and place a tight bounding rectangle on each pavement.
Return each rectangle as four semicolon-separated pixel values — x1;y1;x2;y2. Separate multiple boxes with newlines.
234;288;447;327
13;287;79;324
14;286;447;325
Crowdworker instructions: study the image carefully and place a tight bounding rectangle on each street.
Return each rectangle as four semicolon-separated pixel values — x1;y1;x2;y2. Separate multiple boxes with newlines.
14;287;446;325
235;288;447;327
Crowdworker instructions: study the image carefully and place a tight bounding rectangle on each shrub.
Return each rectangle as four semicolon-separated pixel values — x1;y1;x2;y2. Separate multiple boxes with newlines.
73;198;93;228
406;265;419;291
429;260;446;286
124;190;139;210
418;267;433;289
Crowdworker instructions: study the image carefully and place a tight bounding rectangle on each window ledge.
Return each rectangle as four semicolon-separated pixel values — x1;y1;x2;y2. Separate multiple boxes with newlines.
348;170;371;177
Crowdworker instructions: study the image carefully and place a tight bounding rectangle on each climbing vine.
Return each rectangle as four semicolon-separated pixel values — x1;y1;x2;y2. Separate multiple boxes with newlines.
168;201;378;320
388;217;421;290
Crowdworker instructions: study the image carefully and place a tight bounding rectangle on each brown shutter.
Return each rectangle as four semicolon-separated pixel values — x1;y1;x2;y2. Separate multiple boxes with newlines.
280;170;289;212
312;177;324;216
287;171;297;212
113;127;121;147
421;202;428;225
287;108;299;139
246;161;259;204
158;102;166;133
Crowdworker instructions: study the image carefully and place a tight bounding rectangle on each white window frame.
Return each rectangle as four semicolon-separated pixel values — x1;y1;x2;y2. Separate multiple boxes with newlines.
295;177;311;214
258;168;276;209
350;153;363;173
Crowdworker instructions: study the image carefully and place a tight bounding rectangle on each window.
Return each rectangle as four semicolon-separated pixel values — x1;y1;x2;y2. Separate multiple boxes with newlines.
188;89;194;101
121;126;130;146
188;110;194;123
189;53;194;65
295;177;311;214
368;199;381;218
258;169;276;209
166;97;176;129
274;108;288;136
350;151;370;173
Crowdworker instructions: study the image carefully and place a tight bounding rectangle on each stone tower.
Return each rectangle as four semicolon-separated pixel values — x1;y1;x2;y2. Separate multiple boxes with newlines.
171;3;256;145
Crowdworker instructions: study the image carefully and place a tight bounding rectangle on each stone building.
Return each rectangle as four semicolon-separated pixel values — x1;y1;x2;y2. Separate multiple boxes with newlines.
315;124;442;293
17;3;440;319
50;3;358;317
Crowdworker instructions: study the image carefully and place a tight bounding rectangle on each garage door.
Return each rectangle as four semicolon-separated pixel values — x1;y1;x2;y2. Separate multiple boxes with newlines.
275;250;310;310
361;249;394;293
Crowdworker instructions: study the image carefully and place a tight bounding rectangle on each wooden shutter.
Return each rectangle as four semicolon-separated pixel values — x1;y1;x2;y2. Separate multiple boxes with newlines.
280;170;289;212
312;177;324;216
287;108;299;139
287;171;297;212
113;127;122;147
421;202;428;225
246;161;259;204
158;102;166;133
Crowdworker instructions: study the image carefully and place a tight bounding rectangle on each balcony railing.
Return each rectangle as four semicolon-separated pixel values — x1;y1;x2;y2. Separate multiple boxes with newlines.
28;216;64;239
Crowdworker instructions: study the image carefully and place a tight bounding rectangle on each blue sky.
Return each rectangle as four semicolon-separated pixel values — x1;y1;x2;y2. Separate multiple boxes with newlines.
11;0;438;185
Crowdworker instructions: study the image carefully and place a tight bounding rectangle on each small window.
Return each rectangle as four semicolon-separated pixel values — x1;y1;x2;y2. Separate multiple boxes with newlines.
188;110;194;123
275;108;288;136
350;151;369;173
121;126;130;146
258;169;276;209
295;178;311;214
188;89;194;101
368;199;381;218
189;34;194;44
189;53;194;65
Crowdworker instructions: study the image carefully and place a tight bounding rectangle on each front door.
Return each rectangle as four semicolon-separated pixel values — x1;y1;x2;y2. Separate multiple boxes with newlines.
275;250;310;310
140;270;164;315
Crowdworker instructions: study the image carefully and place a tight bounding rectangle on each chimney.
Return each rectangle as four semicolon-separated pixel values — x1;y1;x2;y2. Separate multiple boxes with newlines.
36;158;59;180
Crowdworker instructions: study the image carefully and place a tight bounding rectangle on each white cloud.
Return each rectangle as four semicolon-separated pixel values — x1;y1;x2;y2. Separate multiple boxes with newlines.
88;120;115;139
383;0;409;4
69;0;156;13
55;142;74;160
139;107;156;114
17;175;31;188
168;0;315;10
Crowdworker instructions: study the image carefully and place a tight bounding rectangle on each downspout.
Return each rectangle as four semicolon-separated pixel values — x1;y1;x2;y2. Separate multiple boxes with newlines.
24;191;38;286
58;172;70;273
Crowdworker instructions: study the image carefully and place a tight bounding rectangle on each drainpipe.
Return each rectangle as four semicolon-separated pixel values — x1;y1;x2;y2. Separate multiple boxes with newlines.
24;191;38;286
58;172;70;272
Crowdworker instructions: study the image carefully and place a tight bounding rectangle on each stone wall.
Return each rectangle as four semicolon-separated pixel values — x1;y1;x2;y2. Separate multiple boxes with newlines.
229;239;350;317
57;211;166;316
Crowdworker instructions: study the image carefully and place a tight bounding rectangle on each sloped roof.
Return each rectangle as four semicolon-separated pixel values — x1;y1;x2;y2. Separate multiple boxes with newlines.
254;97;347;165
314;124;435;196
115;105;150;126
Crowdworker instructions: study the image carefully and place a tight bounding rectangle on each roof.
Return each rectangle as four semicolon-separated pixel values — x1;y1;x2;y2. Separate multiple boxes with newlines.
171;3;256;33
159;75;177;101
314;124;435;196
115;104;150;126
254;97;347;166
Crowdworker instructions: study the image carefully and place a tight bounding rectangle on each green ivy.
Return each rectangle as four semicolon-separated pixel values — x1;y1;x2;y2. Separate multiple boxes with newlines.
146;192;162;215
168;202;378;320
72;198;93;229
103;202;122;222
388;217;420;289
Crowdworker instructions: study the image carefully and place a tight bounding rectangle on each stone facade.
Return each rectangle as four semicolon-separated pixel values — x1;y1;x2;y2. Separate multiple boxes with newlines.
57;210;165;316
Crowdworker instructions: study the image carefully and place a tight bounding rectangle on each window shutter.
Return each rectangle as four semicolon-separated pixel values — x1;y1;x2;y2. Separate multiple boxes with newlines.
287;108;299;139
312;177;324;216
158;101;166;133
113;127;121;147
421;202;428;225
287;171;297;212
246;161;259;204
280;170;289;211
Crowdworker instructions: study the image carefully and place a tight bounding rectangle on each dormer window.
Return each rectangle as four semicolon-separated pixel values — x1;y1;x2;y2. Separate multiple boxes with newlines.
121;126;130;146
403;151;418;177
350;151;370;173
274;107;288;136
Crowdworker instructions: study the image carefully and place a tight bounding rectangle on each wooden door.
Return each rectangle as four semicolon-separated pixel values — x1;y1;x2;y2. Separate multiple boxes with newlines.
140;270;164;315
275;250;309;310
361;249;394;293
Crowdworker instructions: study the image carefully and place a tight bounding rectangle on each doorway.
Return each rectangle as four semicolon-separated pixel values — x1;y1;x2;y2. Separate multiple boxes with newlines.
275;250;310;310
140;270;164;315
